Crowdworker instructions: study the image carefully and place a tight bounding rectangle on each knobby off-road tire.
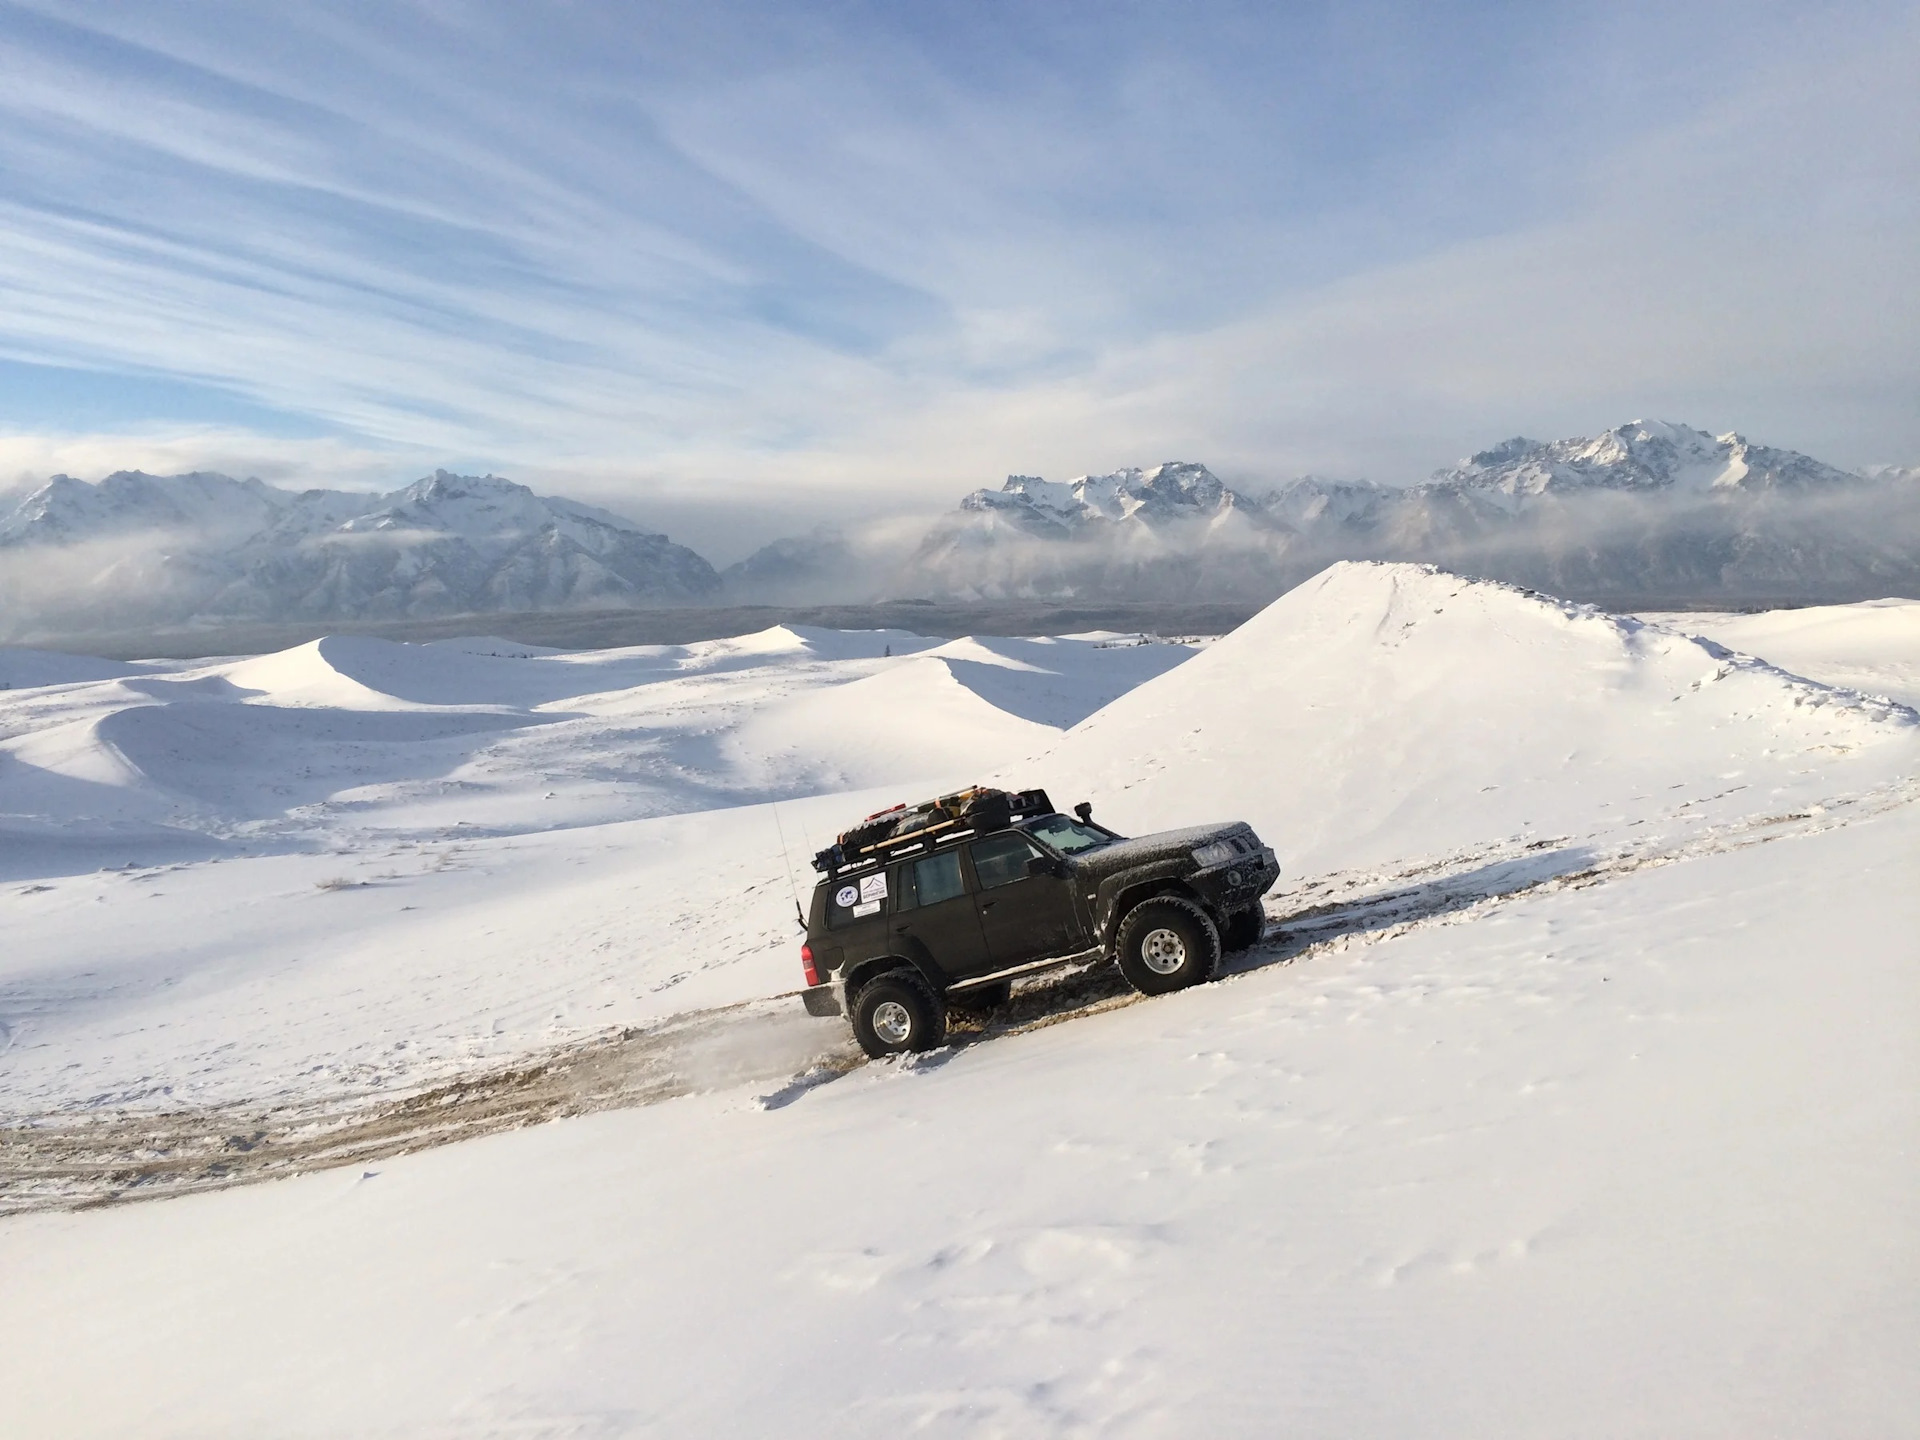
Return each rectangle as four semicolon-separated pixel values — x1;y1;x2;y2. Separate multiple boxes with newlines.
1113;896;1221;995
850;969;948;1058
1222;905;1264;954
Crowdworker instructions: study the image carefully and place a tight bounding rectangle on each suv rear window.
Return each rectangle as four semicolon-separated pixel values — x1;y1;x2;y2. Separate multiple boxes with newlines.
825;868;889;929
898;849;966;909
971;832;1041;889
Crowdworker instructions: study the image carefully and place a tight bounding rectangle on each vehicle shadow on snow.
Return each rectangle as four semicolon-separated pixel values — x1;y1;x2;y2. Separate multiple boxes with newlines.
953;842;1604;1047
1243;843;1604;972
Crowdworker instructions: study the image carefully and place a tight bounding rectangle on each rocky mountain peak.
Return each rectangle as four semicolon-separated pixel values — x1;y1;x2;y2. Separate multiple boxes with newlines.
1259;475;1387;530
0;468;719;640
890;421;1917;606
0;468;286;548
1428;420;1859;501
1464;437;1541;469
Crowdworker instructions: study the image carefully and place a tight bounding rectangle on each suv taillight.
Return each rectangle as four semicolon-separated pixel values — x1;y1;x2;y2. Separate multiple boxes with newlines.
800;942;821;988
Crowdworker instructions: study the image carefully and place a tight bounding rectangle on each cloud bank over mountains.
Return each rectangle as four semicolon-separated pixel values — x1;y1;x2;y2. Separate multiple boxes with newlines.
888;422;1920;605
0;470;718;640
0;3;1914;517
4;421;1914;641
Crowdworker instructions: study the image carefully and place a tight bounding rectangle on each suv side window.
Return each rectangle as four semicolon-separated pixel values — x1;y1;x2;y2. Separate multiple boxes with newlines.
898;849;966;909
971;832;1041;890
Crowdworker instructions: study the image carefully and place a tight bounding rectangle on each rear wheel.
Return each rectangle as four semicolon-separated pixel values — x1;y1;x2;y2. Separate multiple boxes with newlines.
850;969;947;1058
1114;896;1220;995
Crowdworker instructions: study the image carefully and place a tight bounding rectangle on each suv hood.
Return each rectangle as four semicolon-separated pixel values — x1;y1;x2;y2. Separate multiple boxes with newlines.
1067;821;1255;886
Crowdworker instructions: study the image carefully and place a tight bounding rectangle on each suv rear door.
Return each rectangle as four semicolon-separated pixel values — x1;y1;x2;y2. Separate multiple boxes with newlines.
890;847;992;980
969;830;1079;965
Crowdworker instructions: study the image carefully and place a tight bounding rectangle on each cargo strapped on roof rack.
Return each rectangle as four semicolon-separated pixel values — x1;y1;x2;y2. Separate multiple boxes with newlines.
810;786;1054;873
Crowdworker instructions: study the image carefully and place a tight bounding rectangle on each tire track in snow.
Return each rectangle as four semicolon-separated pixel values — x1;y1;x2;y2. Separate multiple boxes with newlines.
5;773;1915;1216
0;998;863;1216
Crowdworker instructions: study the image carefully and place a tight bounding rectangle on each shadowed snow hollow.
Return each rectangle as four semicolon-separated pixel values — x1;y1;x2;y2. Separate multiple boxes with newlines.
1;625;1196;876
1032;562;1918;873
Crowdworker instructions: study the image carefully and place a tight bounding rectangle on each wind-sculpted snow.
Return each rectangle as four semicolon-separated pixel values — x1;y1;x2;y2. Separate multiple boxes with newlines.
6;797;1917;1435
1030;562;1919;877
0;625;1195;1112
3;566;1918;1435
918;634;1193;727
1640;597;1920;708
0;649;140;689
0;623;1162;873
4;564;1915;1127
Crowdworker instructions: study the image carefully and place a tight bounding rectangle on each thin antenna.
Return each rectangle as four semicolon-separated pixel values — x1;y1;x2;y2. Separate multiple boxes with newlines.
771;800;807;932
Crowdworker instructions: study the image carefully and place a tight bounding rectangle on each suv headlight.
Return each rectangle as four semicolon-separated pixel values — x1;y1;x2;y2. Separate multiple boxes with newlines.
1190;840;1238;868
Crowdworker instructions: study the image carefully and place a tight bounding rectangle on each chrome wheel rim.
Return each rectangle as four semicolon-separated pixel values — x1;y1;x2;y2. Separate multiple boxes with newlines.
871;999;914;1045
1141;926;1187;975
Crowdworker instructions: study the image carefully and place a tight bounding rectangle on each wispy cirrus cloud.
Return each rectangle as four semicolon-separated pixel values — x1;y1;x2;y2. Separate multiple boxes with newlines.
0;0;1914;556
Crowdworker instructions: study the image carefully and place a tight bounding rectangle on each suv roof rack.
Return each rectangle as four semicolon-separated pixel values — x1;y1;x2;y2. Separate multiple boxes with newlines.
811;787;1053;875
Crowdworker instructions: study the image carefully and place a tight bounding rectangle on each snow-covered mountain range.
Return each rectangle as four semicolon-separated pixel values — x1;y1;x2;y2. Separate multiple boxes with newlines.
0;469;718;639
3;422;1914;640
882;421;1920;603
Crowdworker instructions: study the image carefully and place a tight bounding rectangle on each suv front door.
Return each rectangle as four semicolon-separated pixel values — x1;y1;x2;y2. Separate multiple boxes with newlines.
969;831;1078;966
890;847;991;981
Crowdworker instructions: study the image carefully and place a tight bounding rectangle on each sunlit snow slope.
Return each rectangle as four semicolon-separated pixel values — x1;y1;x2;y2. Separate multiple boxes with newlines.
1034;563;1916;876
1;563;1915;1438
0;627;1190;1109
1641;597;1920;707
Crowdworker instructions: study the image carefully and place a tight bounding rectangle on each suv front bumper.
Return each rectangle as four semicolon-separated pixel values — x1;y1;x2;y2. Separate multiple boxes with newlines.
1198;845;1280;909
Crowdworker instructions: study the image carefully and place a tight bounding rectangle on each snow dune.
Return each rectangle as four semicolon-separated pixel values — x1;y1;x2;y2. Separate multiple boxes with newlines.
920;633;1192;727
0;559;1909;1119
0;650;139;689
1641;596;1920;708
1035;562;1916;876
5;566;1916;1119
0;624;1175;880
0;563;1914;1437
0;626;1194;1110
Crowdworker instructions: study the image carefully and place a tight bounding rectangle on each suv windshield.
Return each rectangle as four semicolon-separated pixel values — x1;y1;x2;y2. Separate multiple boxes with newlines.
1025;815;1113;856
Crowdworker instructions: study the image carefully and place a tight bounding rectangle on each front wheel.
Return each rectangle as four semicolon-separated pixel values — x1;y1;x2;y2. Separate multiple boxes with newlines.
1113;897;1220;995
850;969;948;1058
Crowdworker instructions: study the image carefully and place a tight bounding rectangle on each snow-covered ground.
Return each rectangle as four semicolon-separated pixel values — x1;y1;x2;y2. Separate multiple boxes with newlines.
1640;598;1920;708
0;626;1189;1111
2;565;1916;1437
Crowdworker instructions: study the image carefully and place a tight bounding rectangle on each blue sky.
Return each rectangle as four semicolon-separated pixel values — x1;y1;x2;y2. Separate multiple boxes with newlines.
0;0;1915;556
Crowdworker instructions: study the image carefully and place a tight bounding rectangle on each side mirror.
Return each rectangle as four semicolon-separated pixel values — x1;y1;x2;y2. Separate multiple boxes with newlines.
1073;801;1093;823
1027;854;1065;878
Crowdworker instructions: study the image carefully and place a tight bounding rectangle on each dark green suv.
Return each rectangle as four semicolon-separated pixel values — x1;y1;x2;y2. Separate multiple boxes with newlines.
799;789;1279;1056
